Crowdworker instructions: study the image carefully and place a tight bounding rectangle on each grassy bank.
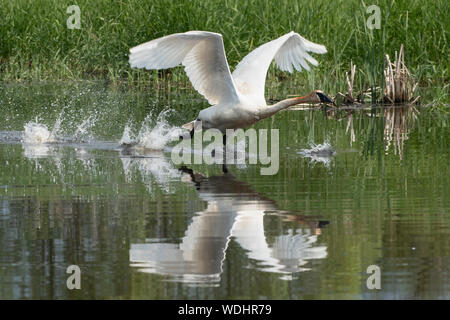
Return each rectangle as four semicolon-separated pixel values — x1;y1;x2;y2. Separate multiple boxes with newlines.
0;0;448;102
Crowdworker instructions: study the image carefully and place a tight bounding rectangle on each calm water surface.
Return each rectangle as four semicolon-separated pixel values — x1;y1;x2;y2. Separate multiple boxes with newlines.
0;82;448;299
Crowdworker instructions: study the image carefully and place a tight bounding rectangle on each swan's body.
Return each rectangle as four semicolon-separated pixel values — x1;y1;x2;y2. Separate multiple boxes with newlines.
129;31;331;134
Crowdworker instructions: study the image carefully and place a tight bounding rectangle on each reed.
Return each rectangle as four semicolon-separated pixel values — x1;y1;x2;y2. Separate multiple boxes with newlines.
384;44;419;103
334;44;420;106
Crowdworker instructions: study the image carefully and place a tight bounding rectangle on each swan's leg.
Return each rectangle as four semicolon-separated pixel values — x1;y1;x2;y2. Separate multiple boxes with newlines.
222;133;227;159
222;133;228;173
212;133;227;157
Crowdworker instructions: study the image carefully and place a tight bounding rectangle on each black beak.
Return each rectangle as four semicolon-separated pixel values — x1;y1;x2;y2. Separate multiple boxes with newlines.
318;220;330;228
316;92;334;104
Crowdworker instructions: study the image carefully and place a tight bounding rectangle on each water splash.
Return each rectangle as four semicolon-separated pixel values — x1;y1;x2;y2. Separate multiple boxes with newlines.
120;109;183;150
22;110;98;145
299;141;335;157
73;115;97;142
49;112;64;141
299;141;335;167
22;143;55;158
119;123;134;145
22;122;55;144
121;155;180;193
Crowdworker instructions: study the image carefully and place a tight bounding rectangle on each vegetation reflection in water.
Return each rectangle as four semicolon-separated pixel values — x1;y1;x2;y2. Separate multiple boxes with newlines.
0;83;448;299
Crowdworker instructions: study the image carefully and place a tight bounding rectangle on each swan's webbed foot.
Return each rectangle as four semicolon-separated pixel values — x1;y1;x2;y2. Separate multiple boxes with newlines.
179;165;204;189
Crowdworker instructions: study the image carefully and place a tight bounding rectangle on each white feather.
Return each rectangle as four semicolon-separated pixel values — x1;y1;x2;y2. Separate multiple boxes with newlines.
129;31;239;105
233;31;326;104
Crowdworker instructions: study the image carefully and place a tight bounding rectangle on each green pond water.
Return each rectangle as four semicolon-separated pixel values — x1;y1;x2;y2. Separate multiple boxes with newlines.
0;82;448;299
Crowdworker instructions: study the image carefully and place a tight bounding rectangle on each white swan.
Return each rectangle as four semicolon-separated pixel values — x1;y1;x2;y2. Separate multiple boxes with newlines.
129;31;332;136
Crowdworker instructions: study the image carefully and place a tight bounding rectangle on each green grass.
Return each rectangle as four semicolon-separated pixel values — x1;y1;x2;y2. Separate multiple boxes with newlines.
0;0;448;102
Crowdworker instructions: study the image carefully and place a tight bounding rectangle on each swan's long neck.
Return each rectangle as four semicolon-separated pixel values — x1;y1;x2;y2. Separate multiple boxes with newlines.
259;93;318;119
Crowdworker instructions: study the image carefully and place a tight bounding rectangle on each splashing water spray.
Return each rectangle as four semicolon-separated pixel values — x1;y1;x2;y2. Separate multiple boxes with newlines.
120;109;183;151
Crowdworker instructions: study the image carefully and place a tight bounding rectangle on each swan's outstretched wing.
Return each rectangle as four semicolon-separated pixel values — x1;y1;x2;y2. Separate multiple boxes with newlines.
232;31;327;104
129;31;239;105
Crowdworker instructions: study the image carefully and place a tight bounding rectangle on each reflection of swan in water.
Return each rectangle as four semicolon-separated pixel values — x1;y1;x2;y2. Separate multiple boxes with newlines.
130;165;328;285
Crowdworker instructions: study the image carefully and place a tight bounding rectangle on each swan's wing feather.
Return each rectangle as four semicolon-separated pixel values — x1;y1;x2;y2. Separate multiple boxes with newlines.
232;31;326;103
129;31;239;105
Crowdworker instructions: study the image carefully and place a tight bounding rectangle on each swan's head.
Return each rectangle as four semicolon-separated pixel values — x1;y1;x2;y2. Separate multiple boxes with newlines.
313;90;334;104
